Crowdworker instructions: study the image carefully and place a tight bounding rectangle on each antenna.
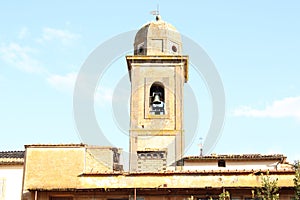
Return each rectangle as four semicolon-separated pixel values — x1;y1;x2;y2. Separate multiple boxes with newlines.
198;137;203;157
150;4;160;21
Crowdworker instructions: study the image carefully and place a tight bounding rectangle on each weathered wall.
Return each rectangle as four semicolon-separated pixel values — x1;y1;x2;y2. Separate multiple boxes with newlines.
184;160;281;170
23;145;114;193
25;190;296;200
128;58;187;172
78;173;294;189
0;165;23;200
23;147;84;190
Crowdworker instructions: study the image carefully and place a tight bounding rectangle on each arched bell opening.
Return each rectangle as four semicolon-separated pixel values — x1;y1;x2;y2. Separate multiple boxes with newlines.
149;82;165;115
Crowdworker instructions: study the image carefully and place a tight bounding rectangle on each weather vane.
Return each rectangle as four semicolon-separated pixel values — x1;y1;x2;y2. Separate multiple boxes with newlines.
198;137;203;156
150;4;160;21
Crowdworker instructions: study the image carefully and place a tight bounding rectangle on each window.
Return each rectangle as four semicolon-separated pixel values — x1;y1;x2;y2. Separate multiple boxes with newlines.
138;151;166;160
50;197;73;200
168;40;179;54
136;42;145;55
129;197;144;200
108;199;129;200
137;151;167;172
218;159;226;167
149;82;165;115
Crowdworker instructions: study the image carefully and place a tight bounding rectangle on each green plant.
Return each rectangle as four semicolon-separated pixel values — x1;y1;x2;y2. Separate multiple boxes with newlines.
256;170;279;200
294;160;300;200
219;190;230;200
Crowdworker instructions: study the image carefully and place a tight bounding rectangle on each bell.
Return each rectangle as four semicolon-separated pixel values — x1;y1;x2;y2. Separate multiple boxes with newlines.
152;93;161;104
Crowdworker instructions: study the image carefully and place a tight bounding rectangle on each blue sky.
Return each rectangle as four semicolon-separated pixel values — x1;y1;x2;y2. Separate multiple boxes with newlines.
1;1;300;162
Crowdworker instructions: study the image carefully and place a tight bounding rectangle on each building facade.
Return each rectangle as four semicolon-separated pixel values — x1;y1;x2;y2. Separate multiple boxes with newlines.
21;16;297;200
23;145;295;200
21;145;295;199
0;151;24;200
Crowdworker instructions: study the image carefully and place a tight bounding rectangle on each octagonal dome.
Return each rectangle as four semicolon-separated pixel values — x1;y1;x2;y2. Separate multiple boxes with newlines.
134;16;182;56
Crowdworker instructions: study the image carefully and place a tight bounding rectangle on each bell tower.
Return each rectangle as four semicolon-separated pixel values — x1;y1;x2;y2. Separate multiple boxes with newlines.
126;15;188;172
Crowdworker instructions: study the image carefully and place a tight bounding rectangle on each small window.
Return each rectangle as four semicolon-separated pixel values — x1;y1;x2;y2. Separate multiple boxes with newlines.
138;153;145;159
129;197;144;200
136;42;145;55
172;45;177;52
218;159;226;167
50;197;73;200
197;198;218;200
108;199;129;200
245;198;261;200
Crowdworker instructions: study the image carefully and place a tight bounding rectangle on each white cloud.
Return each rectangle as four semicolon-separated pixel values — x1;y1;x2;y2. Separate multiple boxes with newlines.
47;72;113;104
18;27;30;39
47;72;114;104
94;87;113;107
38;27;80;45
47;72;77;92
233;96;300;120
0;42;45;74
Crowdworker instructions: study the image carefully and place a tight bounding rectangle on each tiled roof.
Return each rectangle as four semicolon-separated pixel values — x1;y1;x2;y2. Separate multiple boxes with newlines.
183;154;286;161
81;168;295;176
0;151;24;165
0;151;24;158
24;144;122;151
25;143;86;148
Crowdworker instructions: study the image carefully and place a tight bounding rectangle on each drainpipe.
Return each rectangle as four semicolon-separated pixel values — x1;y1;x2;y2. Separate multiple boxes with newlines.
134;188;136;200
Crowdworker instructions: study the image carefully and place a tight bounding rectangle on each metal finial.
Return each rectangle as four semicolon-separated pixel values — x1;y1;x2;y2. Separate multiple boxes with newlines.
150;4;160;21
199;137;203;156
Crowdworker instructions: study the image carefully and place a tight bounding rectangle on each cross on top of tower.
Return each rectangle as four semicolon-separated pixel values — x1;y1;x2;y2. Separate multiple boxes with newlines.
150;5;160;21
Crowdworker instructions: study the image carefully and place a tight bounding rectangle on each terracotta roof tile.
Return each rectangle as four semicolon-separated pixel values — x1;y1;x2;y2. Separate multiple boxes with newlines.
0;151;24;164
183;154;286;161
25;143;86;148
81;168;295;176
0;151;24;158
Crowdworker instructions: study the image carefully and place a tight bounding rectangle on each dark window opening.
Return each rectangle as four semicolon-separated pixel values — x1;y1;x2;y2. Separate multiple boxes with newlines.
218;159;226;167
149;82;165;115
137;151;166;160
107;199;129;200
172;45;177;52
107;198;128;200
138;47;144;54
50;197;73;200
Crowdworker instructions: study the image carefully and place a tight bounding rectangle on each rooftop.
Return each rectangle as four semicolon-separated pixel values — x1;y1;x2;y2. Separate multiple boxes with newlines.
81;168;295;176
183;154;287;161
24;143;86;148
0;151;24;165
